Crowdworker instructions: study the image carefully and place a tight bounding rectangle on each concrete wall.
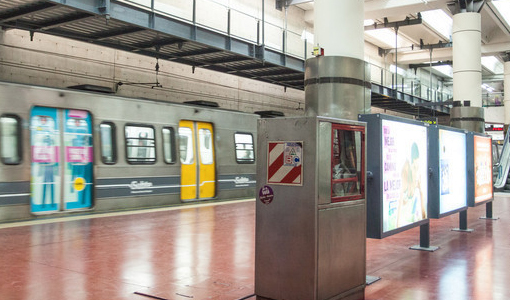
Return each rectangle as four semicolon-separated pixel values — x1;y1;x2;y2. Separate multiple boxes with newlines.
0;29;305;116
485;106;505;124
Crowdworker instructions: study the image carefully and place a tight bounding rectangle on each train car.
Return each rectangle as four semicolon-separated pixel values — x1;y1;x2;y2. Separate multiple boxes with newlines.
0;81;258;223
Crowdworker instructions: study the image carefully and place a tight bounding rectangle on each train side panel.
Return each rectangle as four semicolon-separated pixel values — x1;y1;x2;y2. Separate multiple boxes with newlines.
0;82;258;222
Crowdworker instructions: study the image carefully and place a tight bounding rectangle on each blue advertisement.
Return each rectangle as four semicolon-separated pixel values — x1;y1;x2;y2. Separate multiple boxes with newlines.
30;107;93;214
30;107;61;213
63;110;93;210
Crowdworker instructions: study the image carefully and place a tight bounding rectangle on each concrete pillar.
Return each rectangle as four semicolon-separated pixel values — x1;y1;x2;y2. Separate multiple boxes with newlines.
450;12;484;133
504;62;510;128
453;12;482;107
314;0;364;59
305;0;370;120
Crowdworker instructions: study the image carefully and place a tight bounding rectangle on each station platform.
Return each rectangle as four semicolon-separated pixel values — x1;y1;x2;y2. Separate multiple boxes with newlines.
1;194;509;300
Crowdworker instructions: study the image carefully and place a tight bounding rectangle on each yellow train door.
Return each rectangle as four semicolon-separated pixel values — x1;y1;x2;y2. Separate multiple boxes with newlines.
178;120;216;201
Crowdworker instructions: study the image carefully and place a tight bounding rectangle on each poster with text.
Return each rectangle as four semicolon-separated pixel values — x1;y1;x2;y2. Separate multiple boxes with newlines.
382;120;428;232
474;135;493;203
439;129;467;214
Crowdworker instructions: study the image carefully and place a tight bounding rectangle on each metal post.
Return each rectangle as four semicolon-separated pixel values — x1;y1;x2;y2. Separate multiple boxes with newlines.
393;26;398;90
283;6;288;54
227;9;231;36
226;9;231;50
261;0;265;45
452;209;474;232
192;0;196;24
191;0;197;40
460;209;467;229
410;222;439;252
480;201;499;220
257;20;260;45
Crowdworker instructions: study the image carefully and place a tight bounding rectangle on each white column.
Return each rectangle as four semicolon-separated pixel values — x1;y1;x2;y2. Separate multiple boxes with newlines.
504;61;510;126
314;0;364;59
452;13;482;107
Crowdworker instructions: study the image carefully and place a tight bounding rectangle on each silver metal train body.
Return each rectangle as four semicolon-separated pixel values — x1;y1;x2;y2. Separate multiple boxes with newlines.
0;81;257;222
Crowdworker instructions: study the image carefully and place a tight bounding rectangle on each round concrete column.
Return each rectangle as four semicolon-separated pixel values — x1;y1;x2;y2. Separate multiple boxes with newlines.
314;0;364;59
450;12;483;133
452;13;482;107
504;62;510;127
305;0;370;120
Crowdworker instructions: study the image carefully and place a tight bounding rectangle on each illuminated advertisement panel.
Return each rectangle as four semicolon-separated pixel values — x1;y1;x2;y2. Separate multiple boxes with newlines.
438;129;467;214
382;119;428;233
473;135;493;203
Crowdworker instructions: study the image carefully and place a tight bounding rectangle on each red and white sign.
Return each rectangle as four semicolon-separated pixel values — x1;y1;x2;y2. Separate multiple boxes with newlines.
267;141;303;186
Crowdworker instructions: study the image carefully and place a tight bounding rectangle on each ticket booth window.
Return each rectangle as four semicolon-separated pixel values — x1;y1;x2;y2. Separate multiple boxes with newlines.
331;124;365;202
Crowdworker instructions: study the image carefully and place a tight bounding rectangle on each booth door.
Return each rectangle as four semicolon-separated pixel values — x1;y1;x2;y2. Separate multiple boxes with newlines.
30;107;93;213
178;120;216;201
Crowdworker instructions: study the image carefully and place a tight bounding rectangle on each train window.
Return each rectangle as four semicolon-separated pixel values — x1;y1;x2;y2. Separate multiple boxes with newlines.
125;125;156;164
0;115;22;165
179;127;194;164
199;128;213;165
234;133;255;164
100;122;117;164
162;127;176;164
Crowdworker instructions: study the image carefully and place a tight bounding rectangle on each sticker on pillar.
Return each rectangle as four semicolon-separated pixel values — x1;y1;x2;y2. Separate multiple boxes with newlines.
267;141;303;186
259;185;274;205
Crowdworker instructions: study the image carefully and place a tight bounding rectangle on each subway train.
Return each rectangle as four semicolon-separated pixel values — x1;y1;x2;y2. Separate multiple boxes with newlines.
0;81;258;223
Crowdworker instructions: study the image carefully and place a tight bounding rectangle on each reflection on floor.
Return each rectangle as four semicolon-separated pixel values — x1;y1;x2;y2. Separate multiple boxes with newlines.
1;194;509;300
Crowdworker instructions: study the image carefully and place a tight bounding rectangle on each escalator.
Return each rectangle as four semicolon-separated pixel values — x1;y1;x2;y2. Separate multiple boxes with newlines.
493;129;510;191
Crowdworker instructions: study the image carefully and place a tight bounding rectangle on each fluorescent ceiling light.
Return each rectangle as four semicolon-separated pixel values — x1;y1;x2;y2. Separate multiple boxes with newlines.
421;9;452;40
481;56;504;74
482;83;495;93
493;0;510;28
365;28;412;48
364;19;375;26
432;65;453;78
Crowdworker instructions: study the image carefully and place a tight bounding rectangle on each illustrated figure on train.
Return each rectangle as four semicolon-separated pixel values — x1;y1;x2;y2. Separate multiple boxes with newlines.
68;117;91;204
32;116;58;209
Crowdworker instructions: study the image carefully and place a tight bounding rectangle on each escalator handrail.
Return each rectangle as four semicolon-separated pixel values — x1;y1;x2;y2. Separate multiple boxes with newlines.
494;129;510;188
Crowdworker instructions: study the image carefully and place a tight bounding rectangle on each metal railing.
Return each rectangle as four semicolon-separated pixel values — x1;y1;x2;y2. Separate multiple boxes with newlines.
483;92;504;107
118;0;476;103
369;64;453;103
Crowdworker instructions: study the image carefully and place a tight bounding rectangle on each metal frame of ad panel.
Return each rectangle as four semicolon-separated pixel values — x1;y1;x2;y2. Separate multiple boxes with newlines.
428;125;468;219
467;132;494;207
359;113;429;239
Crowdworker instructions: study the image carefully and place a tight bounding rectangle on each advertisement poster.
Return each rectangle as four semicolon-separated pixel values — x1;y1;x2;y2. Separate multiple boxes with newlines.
30;107;93;213
474;135;493;203
439;129;467;214
63;110;93;210
30;108;61;213
382;120;428;232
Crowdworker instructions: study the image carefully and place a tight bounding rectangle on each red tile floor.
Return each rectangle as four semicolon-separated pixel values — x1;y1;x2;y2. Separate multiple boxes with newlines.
1;194;509;300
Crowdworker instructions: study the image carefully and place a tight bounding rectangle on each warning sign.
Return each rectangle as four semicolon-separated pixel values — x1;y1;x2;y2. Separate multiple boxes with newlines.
267;141;303;186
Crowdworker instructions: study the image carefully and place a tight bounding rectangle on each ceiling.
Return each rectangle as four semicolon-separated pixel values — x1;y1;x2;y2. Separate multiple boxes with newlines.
0;0;507;117
295;0;510;92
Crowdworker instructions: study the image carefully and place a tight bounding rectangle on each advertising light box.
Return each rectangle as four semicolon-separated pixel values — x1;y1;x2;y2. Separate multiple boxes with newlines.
428;126;468;218
359;114;429;239
468;134;493;206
